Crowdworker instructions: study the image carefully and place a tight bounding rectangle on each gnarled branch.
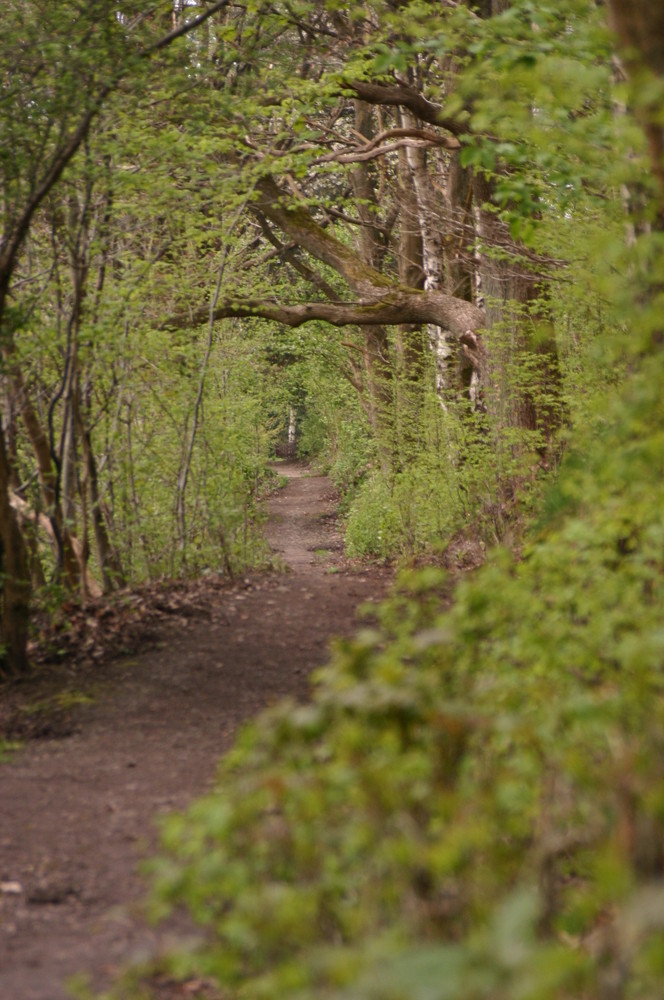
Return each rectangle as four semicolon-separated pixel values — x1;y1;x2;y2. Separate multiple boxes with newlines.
161;288;484;339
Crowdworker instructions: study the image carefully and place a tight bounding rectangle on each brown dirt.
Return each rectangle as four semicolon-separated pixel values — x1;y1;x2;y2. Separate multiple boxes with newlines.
0;463;391;1000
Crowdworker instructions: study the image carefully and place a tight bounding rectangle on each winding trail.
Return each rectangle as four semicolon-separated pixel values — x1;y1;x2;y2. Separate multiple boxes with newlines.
0;464;389;1000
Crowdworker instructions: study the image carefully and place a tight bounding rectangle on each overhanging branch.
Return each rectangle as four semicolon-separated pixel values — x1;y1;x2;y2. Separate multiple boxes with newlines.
313;136;459;166
343;80;465;135
160;289;484;338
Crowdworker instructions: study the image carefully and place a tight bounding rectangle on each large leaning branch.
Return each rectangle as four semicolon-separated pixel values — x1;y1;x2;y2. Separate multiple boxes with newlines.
251;176;389;298
160;289;484;339
158;169;484;339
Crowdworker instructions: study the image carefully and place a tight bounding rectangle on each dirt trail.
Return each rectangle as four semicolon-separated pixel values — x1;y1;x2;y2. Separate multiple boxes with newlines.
0;464;389;1000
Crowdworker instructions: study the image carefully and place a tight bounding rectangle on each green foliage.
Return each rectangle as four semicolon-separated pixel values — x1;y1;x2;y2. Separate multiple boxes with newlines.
0;738;22;762
3;41;284;591
0;1;146;213
344;473;401;558
290;331;375;487
123;305;664;1000
345;410;466;560
5;8;664;997
323;410;375;497
82;3;664;998
96;320;272;580
440;0;622;229
7;0;621;596
309;0;632;563
344;369;554;563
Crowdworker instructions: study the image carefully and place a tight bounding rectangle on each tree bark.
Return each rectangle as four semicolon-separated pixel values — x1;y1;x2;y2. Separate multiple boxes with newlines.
348;101;397;469
472;171;562;447
74;387;124;592
8;364;89;591
394;141;429;463
608;0;664;223
162;289;483;340
249;175;483;334
343;80;464;136
0;426;30;679
399;105;472;396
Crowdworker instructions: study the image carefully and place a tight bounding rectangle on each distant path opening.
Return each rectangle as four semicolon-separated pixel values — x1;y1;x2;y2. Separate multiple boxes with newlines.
265;460;342;571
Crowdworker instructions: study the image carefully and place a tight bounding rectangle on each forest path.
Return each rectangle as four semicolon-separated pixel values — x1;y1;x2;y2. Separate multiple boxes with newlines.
0;463;390;1000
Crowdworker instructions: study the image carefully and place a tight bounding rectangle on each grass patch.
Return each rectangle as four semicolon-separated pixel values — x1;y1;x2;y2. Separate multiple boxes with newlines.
23;690;94;715
0;738;23;762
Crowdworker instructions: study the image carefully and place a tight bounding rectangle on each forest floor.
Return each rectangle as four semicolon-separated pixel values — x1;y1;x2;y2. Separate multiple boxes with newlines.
0;463;391;1000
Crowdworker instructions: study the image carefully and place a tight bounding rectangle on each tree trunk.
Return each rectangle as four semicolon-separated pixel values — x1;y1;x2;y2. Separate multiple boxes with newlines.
74;386;125;591
395;142;428;463
472;172;563;452
350;101;397;471
444;153;477;399
0;424;30;679
399;106;457;395
608;1;664;225
8;364;89;590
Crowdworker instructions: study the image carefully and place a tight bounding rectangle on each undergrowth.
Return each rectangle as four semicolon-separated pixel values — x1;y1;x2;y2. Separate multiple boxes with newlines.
90;308;664;1000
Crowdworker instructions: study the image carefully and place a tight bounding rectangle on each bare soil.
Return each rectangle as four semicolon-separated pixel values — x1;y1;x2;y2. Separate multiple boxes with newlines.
0;464;390;1000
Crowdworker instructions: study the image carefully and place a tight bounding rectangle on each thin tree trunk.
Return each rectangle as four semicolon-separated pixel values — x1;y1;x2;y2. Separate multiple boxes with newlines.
8;365;87;589
395;142;428;463
0;425;30;679
74;385;124;591
350;101;397;472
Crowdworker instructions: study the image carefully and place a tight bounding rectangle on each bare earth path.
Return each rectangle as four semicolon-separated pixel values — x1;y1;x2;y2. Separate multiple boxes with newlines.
0;464;389;1000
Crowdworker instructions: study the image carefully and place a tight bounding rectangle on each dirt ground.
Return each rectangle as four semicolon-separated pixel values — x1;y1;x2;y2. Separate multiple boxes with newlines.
0;464;391;1000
